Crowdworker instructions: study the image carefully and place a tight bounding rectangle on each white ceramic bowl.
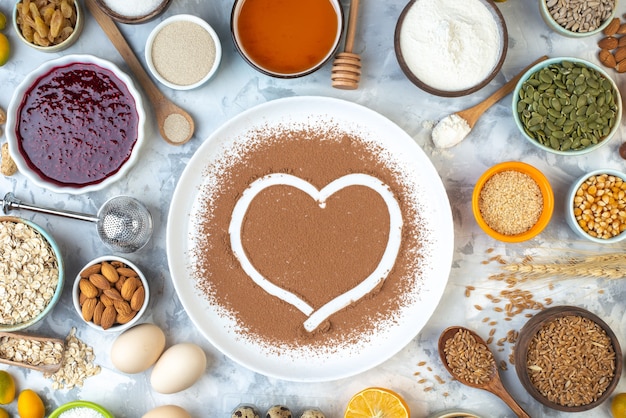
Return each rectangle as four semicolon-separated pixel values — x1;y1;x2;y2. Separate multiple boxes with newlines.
5;54;146;194
72;255;149;333
512;57;621;156
145;14;222;90
566;169;626;244
538;0;617;37
13;0;84;52
0;216;64;332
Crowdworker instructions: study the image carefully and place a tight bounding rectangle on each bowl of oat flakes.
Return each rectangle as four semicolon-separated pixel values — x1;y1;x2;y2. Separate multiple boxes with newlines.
0;216;64;331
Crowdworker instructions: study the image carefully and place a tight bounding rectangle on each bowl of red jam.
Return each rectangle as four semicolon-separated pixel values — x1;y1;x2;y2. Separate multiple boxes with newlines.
5;54;146;194
231;0;344;78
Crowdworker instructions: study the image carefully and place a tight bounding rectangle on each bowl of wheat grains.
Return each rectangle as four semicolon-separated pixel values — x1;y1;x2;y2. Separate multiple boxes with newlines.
515;305;622;412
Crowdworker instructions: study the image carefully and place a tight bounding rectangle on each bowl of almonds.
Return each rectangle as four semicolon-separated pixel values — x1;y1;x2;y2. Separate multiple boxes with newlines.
73;255;149;333
13;0;83;52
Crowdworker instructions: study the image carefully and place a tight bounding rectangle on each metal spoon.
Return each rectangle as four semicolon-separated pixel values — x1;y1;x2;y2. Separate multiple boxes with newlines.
85;0;195;145
2;193;153;253
432;56;548;149
438;326;531;418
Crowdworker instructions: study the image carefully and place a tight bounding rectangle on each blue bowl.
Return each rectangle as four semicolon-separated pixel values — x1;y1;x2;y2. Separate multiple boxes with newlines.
0;216;64;331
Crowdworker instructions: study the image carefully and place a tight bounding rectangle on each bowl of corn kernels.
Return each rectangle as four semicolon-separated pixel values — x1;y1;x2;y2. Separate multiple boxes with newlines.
566;169;626;243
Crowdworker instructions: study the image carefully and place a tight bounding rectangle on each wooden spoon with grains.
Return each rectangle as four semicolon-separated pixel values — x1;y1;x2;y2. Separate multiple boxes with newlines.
85;0;195;145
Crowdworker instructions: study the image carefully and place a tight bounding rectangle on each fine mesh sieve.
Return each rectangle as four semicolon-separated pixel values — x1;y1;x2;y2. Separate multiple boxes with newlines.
2;193;153;253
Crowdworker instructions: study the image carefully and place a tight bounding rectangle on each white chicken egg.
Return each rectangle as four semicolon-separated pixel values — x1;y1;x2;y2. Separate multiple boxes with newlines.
111;323;166;374
142;405;191;418
150;342;207;393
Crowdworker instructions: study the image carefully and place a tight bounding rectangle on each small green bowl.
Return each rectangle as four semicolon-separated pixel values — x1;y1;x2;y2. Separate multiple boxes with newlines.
512;57;622;156
49;401;114;418
538;0;617;37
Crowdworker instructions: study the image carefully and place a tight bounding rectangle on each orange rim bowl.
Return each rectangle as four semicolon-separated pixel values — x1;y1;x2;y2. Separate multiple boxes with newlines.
471;161;554;243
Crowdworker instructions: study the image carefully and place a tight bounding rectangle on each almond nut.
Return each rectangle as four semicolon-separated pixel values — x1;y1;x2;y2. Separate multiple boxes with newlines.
81;298;98;322
599;49;617;68
80;263;101;278
617;58;626;73
121;277;141;301
101;306;117;330
117;310;137;325
79;279;99;299
619;36;626;47
130;286;145;311
604;17;621;36
93;301;105;326
115;276;127;292
88;273;111;290
599;36;619;49
618;23;626;34
114;299;133;316
103;288;124;301
614;46;626;62
116;267;138;277
101;262;120;283
99;293;114;307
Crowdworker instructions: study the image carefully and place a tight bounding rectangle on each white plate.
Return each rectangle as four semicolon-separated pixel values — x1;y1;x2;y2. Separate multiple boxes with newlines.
5;54;146;194
166;96;453;381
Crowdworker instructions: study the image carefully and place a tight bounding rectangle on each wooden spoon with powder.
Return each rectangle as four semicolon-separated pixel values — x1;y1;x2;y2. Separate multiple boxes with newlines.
432;56;548;149
85;0;194;145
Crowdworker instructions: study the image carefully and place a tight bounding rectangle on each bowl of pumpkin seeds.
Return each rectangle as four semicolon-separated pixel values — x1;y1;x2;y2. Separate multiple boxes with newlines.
512;57;621;155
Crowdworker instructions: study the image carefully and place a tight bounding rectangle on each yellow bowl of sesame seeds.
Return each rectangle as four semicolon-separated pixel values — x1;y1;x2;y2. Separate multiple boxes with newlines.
472;161;554;243
566;168;626;243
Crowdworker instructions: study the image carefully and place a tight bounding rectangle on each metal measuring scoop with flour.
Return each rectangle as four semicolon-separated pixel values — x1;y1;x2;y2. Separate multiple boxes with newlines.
432;56;548;149
1;193;153;253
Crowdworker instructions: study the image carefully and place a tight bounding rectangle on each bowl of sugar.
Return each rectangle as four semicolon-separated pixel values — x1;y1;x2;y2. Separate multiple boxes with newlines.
145;14;222;90
394;0;508;97
94;0;172;24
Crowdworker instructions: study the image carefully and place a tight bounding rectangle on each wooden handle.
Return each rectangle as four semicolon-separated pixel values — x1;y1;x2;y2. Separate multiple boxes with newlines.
84;0;165;105
458;56;548;128
343;0;361;53
487;376;531;418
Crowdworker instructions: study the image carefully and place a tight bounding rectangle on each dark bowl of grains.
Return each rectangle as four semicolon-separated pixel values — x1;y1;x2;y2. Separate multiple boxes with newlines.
0;216;64;332
515;306;622;412
539;0;616;37
472;161;554;243
512;57;621;155
566;169;626;243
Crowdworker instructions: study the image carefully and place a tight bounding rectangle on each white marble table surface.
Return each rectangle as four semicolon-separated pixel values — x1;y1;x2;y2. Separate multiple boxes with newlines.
2;0;626;417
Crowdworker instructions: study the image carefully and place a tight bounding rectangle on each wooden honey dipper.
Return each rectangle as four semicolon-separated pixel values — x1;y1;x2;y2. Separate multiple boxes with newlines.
331;0;361;89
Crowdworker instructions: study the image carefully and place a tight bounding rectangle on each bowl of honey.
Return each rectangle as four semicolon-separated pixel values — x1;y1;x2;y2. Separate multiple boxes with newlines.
231;0;344;78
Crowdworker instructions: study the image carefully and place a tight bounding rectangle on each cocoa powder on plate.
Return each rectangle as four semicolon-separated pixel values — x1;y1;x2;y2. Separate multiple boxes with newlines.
191;123;428;353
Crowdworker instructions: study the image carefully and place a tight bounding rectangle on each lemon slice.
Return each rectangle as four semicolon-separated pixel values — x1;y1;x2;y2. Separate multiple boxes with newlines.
344;387;410;418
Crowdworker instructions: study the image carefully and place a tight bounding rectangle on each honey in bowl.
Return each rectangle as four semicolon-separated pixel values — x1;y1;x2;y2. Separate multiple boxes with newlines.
232;0;342;77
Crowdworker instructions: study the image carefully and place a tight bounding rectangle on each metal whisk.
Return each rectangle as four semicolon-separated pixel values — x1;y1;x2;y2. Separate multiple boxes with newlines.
2;193;153;253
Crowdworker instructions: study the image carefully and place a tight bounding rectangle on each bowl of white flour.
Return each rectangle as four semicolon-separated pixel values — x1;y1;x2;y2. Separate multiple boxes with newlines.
394;0;508;97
